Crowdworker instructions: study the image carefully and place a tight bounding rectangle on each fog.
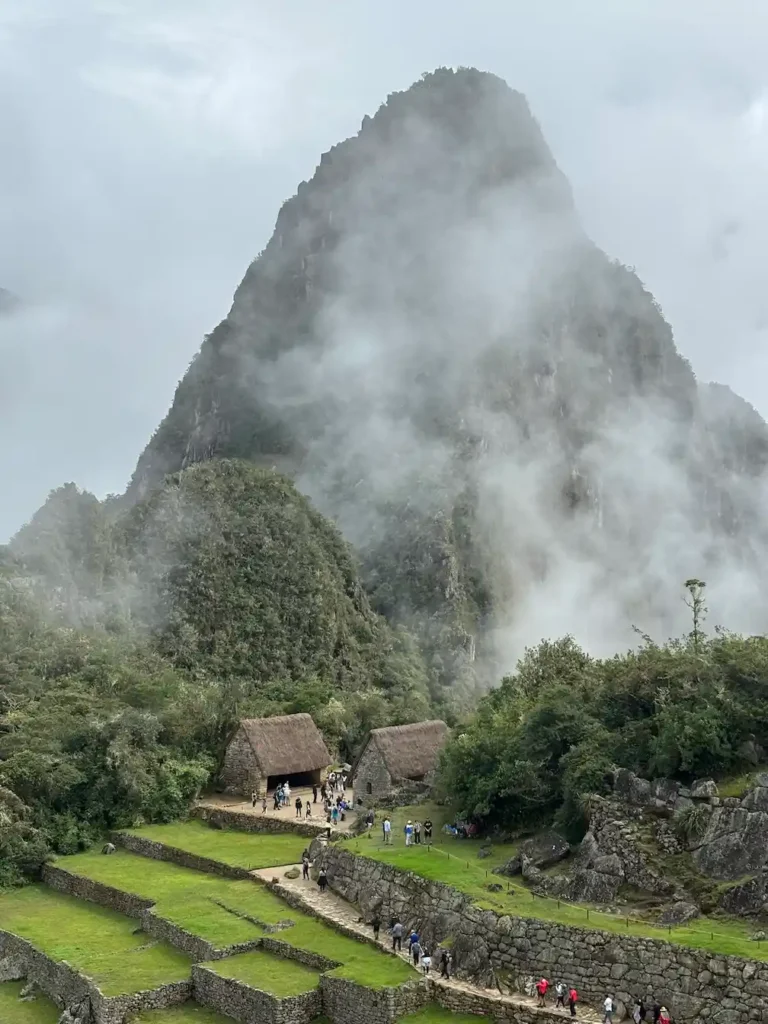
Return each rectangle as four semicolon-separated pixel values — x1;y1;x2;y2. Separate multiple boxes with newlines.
2;2;768;662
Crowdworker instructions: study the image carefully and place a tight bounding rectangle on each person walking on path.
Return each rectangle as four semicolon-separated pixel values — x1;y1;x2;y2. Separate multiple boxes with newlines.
424;818;433;843
273;789;280;811
555;982;566;1008
633;999;646;1024
604;995;615;1024
421;949;432;974
305;802;312;818
390;920;403;952
404;820;414;846
261;796;267;814
301;853;310;880
312;784;318;803
658;1008;670;1024
251;790;257;809
411;939;422;967
536;978;549;1007
295;796;303;818
408;929;419;954
568;987;578;1017
365;809;375;831
652;1002;661;1024
371;915;381;941
383;817;392;844
439;949;452;979
317;868;328;893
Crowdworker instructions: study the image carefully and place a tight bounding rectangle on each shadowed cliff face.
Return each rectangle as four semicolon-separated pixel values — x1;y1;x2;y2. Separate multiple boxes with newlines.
129;68;768;695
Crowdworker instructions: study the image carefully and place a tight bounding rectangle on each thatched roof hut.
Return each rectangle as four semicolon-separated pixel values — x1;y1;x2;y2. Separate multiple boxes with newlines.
221;712;331;796
352;720;449;804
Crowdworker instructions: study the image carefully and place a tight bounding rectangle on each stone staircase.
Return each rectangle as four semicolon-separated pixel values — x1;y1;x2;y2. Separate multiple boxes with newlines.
253;865;603;1023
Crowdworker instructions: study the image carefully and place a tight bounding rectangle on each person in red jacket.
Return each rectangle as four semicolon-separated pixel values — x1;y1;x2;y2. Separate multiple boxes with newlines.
536;978;549;1006
568;986;579;1017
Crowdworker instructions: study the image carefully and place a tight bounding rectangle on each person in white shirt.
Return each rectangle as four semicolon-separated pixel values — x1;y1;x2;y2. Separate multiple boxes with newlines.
604;996;615;1024
383;817;392;844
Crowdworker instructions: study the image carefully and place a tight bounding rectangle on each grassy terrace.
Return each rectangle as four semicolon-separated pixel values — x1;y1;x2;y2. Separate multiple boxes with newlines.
0;981;60;1024
0;887;190;996
203;949;320;995
400;1008;489;1024
124;820;309;870
57;848;411;988
133;1005;235;1024
349;804;767;962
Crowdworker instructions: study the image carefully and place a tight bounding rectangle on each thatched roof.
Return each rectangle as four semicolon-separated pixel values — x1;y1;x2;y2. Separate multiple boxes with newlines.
238;713;331;777
358;720;449;781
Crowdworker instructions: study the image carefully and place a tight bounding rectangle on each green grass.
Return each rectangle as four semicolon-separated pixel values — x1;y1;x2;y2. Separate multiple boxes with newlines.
132;1004;234;1024
400;1006;489;1024
124;819;309;870
203;949;320;995
346;818;768;962
0;887;191;996
717;766;767;799
56;850;411;988
0;982;60;1024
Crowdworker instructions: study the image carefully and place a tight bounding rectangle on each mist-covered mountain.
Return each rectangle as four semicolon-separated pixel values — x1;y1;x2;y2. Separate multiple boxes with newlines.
127;67;768;692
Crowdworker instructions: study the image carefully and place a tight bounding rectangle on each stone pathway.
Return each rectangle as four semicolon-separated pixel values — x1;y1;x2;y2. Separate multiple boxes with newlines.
253;864;601;1022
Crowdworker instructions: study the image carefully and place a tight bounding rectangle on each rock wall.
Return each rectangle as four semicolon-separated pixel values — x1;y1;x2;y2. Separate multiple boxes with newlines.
193;804;328;839
260;936;340;972
220;727;264;797
319;975;429;1024
43;864;154;918
429;980;581;1023
113;830;254;877
352;742;393;807
0;930;191;1024
192;964;321;1024
315;844;768;1024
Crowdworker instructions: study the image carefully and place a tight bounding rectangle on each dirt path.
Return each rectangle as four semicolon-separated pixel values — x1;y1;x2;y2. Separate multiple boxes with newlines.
254;864;602;1022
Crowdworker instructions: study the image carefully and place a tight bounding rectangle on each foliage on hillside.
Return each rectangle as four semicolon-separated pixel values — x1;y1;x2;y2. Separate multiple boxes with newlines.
0;460;430;883
441;585;768;839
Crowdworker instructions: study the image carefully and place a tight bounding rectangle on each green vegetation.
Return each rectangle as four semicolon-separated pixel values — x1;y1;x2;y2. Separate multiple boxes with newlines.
57;849;411;986
346;833;767;960
0;460;430;883
203;949;320;995
400;1007;487;1024
442;614;768;839
0;982;60;1024
133;1005;234;1024
124;820;308;869
0;886;190;995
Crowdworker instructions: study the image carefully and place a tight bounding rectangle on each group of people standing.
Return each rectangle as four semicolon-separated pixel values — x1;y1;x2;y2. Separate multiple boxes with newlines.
535;980;672;1024
377;919;452;977
536;978;579;1016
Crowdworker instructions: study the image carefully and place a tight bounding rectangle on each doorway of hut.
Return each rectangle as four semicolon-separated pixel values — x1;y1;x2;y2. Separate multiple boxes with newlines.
266;768;323;793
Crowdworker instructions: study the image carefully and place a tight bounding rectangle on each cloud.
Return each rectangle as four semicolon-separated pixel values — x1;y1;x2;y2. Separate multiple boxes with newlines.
2;0;768;552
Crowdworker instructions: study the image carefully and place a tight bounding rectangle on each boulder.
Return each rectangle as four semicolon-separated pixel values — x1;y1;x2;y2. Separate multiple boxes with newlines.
613;769;651;807
486;882;503;892
690;779;718;800
719;875;768;916
498;831;570;876
566;866;622;903
477;846;492;859
657;900;700;925
284;867;300;879
741;785;768;812
693;805;768;880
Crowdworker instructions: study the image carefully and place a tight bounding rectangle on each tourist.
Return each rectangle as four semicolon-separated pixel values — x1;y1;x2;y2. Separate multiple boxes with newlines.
408;929;419;952
414;821;422;844
439;949;452;979
555;982;566;1008
391;919;404;952
251;790;258;808
365;809;375;831
568;987;578;1017
317;868;328;893
658;1009;670;1024
328;771;336;790
423;818;433;844
536;978;549;1007
371;915;381;941
652;1002;661;1024
633;998;646;1023
331;806;339;825
383;817;392;844
411;939;422;967
273;789;280;811
604;995;615;1024
302;853;310;880
321;783;327;802
404;820;414;846
305;802;312;819
295;796;303;817
312;783;318;803
261;797;267;814
283;781;291;803
421;949;432;975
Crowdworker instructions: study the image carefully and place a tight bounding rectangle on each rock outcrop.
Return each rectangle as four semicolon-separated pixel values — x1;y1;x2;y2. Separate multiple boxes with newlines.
497;832;570;876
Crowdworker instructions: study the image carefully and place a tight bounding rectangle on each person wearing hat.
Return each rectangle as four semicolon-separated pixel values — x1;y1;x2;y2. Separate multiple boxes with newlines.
658;1008;670;1024
404;820;414;846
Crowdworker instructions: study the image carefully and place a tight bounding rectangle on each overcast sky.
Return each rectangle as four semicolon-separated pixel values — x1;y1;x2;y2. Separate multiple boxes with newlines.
2;0;768;540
